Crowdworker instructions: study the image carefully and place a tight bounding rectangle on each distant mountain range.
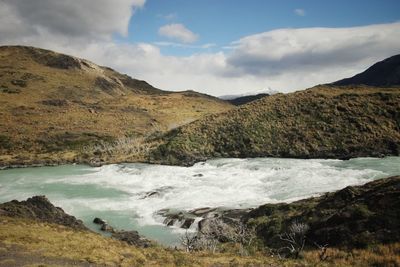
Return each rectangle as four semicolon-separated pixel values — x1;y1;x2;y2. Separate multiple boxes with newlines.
225;93;270;106
219;88;279;105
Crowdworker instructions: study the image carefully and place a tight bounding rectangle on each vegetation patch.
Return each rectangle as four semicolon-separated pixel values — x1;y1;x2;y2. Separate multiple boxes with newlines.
37;132;115;152
0;134;12;150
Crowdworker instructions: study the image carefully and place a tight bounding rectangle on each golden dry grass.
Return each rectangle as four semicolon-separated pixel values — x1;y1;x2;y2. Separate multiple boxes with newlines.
1;216;399;266
0;46;233;166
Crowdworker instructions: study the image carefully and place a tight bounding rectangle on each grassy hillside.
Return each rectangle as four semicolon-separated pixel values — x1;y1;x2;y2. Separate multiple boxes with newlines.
152;85;400;165
0;46;232;167
0;216;281;267
2;216;398;266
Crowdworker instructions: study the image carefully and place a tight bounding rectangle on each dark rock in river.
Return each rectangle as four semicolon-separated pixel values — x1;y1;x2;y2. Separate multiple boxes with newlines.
0;195;87;230
93;217;107;225
190;207;216;217
159;207;252;230
140;186;174;199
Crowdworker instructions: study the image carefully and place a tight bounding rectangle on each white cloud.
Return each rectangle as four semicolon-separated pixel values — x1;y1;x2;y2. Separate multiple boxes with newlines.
0;1;399;97
158;23;199;44
226;23;400;79
294;9;306;16
0;0;145;41
154;41;215;49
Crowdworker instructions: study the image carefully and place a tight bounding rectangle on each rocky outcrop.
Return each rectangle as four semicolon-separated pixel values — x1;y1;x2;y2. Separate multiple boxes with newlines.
92;217;152;247
0;196;87;230
23;46;83;70
246;176;400;249
158;207;252;230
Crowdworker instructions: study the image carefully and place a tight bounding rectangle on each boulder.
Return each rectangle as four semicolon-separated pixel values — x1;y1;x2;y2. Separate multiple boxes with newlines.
93;217;107;225
0;196;87;230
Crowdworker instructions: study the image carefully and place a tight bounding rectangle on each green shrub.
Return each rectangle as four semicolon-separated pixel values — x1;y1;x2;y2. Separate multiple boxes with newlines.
0;134;12;149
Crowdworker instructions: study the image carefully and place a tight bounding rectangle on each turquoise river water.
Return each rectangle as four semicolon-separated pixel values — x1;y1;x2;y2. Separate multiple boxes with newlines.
0;157;399;246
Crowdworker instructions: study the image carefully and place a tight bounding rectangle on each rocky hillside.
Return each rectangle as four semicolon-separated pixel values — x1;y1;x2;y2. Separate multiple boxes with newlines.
247;176;400;250
152;85;400;165
0;46;232;167
0;198;274;266
333;54;400;86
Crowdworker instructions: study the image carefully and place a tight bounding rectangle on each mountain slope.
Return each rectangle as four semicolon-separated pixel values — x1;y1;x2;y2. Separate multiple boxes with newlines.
151;85;400;165
226;93;270;106
333;54;400;86
0;46;233;167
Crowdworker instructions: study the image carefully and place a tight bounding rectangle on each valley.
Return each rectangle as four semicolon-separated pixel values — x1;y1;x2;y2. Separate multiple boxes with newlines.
0;46;399;266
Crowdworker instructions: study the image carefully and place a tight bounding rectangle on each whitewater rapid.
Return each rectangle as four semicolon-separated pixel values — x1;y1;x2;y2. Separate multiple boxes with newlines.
0;157;399;245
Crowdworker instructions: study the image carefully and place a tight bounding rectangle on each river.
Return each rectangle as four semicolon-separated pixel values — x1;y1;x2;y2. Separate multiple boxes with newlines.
0;157;399;246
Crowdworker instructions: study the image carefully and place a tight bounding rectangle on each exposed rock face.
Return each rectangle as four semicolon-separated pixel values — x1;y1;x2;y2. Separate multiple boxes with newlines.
246;176;400;249
117;74;165;95
94;77;118;94
0;196;87;230
25;46;82;70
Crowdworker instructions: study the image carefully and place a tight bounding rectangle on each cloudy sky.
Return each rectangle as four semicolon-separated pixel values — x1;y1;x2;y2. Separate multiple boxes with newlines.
1;0;400;96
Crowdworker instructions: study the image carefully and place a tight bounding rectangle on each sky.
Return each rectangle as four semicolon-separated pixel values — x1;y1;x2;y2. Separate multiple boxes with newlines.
1;0;400;96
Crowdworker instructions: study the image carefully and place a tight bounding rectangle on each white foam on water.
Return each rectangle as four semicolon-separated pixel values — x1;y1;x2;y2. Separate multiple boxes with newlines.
0;157;399;245
44;157;396;226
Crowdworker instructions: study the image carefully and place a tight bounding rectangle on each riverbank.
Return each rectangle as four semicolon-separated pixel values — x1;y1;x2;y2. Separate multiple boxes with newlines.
0;150;396;170
1;157;399;247
1;176;399;266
